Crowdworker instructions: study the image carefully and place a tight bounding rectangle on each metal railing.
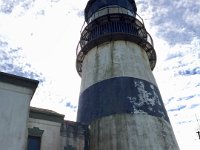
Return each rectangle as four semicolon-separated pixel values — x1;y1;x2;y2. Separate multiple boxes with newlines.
82;5;144;31
77;14;154;55
76;13;156;75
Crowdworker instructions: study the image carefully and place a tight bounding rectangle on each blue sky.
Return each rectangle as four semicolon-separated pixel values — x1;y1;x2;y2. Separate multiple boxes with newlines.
0;0;200;149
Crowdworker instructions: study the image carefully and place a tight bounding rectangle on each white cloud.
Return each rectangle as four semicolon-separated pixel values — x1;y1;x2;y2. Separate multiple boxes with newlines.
184;9;200;27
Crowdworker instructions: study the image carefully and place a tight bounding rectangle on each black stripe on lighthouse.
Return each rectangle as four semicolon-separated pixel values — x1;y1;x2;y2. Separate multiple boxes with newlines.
77;77;170;125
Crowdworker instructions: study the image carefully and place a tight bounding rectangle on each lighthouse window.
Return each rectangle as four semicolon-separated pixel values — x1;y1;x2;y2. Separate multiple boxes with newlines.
88;6;134;23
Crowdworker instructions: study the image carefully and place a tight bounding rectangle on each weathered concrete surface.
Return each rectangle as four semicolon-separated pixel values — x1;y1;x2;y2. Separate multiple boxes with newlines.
89;114;179;150
28;108;88;150
80;40;157;93
61;121;88;150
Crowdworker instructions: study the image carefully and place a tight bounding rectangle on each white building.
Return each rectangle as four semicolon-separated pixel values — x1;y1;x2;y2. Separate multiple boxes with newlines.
0;72;87;150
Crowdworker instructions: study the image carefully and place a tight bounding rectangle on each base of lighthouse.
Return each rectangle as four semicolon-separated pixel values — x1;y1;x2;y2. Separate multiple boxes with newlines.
89;114;179;150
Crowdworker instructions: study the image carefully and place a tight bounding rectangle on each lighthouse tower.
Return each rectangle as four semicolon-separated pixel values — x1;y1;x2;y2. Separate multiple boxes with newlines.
76;0;179;149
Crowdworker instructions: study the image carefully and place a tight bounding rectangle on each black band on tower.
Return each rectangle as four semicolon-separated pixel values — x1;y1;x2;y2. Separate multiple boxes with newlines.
77;77;170;125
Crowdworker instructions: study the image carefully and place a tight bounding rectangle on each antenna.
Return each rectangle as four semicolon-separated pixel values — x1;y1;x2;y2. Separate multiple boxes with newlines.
195;114;200;140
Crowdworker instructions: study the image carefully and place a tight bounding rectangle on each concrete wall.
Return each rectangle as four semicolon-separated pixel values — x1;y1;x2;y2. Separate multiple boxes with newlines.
0;73;38;150
28;115;88;150
28;118;62;150
61;121;88;150
89;114;179;150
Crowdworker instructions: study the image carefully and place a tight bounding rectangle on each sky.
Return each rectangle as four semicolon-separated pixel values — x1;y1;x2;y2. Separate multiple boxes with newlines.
0;0;199;149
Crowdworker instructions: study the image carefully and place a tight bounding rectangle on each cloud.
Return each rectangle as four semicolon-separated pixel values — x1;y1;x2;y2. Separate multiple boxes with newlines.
158;37;200;77
190;104;200;109
177;95;196;102
36;9;45;16
165;97;174;106
137;0;200;45
168;105;187;112
66;102;77;110
196;83;200;87
0;38;44;82
177;120;192;125
0;0;35;14
165;51;184;60
178;67;200;76
0;1;14;14
77;10;84;17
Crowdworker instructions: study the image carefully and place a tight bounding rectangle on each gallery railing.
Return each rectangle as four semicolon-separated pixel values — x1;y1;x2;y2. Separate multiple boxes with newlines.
76;12;156;76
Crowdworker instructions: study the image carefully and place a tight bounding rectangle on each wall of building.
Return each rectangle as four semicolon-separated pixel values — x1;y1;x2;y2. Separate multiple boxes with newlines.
0;72;38;150
28;108;87;150
0;71;86;150
28;118;63;150
61;121;88;150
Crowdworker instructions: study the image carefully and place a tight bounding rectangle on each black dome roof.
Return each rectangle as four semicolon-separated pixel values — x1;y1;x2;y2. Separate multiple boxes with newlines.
84;0;137;22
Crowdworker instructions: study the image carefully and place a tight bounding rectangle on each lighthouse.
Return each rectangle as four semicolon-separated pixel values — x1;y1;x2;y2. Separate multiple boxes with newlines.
76;0;180;149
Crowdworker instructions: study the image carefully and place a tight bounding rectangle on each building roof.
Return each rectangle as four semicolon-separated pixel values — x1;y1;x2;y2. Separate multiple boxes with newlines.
30;107;64;116
29;107;65;123
0;71;39;89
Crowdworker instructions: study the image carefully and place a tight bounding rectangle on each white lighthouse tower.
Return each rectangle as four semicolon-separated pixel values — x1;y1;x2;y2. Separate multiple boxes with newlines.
76;0;180;149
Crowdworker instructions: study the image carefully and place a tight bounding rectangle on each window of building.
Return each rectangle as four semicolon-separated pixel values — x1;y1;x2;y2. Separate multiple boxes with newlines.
28;136;41;150
27;127;44;150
